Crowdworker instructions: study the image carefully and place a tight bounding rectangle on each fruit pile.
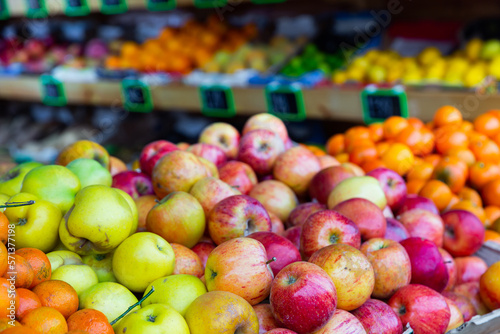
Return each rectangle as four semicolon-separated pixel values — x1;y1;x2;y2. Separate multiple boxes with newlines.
0;111;499;334
280;44;345;78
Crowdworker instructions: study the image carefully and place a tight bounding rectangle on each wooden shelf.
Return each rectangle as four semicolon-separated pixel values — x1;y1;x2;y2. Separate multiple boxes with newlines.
0;75;498;122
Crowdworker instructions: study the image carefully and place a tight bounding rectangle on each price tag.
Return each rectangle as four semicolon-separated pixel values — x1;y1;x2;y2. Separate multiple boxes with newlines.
265;84;306;121
26;0;48;18
199;85;236;118
40;75;67;107
251;0;286;3
361;85;409;124
147;0;176;11
65;0;90;16
194;0;227;8
101;0;127;15
121;79;153;113
0;0;10;20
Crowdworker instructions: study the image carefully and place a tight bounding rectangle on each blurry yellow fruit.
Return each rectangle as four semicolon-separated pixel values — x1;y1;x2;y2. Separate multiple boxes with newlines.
463;63;487;87
443;72;464;86
465;38;483;61
447;57;469;74
346;66;365;82
364;49;381;61
351;57;370;70
332;71;348;84
373;53;393;67
367;65;387;83
402;69;423;84
387;68;403;82
418;47;441;66
489;55;500;79
425;59;446;81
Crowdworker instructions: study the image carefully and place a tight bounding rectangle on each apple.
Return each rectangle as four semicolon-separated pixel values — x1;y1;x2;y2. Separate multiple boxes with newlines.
351;299;403;334
114;304;189;334
189;177;240;217
112;232;175;292
142;274;207;316
327;176;387;210
198;157;219;178
243;113;289;144
191;242;215;270
300;210;361;260
455;256;488;285
51;263;99;297
273;146;321;196
266;329;298;334
152;151;209;198
185;291;259;334
205;238;273;305
318;155;340;169
248;231;302;277
397;194;439;216
399;209;444;247
112;171;154;199
311;309;366;334
0;162;43;196
442;291;477;321
46;250;83;271
56;140;110;169
207;195;272;245
249;180;298;222
253;304;279;333
400;237;449;292
441;210;485;257
388;284;451;334
283;226;301;250
367;168;407;211
199;122;240;159
384;218;410;242
109;156;127;176
82;252;116;283
479;261;500;312
188;143;227;168
237;129;285;176
21;165;80;214
270;261;337;334
134;195;157;232
139;140;179;176
438;248;457;291
218;161;258;195
333;198;387;240
269;212;285;236
171;243;204;278
341;162;365;176
308;166;355;205
453;282;489;315
360;238;411;299
67;158;112;188
287;202;326;228
444;297;464;332
147;191;205;248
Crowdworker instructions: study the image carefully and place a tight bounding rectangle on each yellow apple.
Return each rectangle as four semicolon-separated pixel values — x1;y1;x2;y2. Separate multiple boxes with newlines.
114;304;189;334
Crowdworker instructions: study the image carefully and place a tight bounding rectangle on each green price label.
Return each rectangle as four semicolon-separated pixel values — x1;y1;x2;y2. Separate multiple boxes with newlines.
65;0;90;16
121;79;153;113
101;0;127;14
265;83;306;122
194;0;227;8
40;75;67;107
0;0;10;20
199;85;236;118
251;0;286;4
147;0;177;11
26;0;48;18
361;85;409;124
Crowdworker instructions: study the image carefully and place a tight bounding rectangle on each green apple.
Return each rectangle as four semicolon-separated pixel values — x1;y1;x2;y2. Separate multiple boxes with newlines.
481;40;500;60
0;162;43;197
79;282;139;323
4;193;62;252
51;264;99;297
114;188;138;235
114;304;189;334
82;252;117;283
112;232;175;293
66;158;112;188
327;176;387;209
142;275;207;316
46;250;83;271
21;165;80;214
0;193;9;212
59;185;135;255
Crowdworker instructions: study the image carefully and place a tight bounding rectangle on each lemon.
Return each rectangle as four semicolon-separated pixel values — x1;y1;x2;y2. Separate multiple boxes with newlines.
488;55;500;79
364;49;381;61
465;38;483;61
402;69;422;84
346;66;365;82
332;71;348;84
367;65;387;83
350;57;370;69
418;47;441;66
463;64;487;87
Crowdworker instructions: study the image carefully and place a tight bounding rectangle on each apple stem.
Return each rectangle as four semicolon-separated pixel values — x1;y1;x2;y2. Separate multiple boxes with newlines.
266;257;277;265
0;200;35;208
110;287;155;326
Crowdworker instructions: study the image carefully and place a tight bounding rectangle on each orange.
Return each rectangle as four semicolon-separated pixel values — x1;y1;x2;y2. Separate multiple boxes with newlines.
468;131;489;143
425;121;435;130
474;112;500;138
360;159;387;173
0;277;18;318
407;161;434;181
32;280;79;319
303;145;326;157
368;123;384;142
407;179;426;195
423;154;441;167
432;156;468;193
460;120;474;133
15;249;51;289
484;230;500;244
485;206;500;229
451;200;486;223
446;147;476;167
0;318;21;331
335;153;349;163
375;142;391;156
0;212;8;244
469;162;500;190
458;187;483;207
433;105;463;128
407;117;425;129
345;126;371;145
2;327;36;334
470;139;500;164
493;132;500;148
482;179;500;207
446;195;460;211
0;242;7;277
419;180;453;211
326;134;345;156
105;56;121;70
479;262;500;311
345;138;374;154
381;143;415;176
67;309;113;334
349;145;378;166
383;116;409;139
394;126;421;154
3;255;34;289
434;127;468;155
417;128;435;156
20;307;67;334
16;288;41;320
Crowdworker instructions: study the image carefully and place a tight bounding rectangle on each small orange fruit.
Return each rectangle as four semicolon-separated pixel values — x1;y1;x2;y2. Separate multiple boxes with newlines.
16;288;42;319
0;212;8;244
458;187;483;207
67;309;114;334
3;255;34;289
474;112;500;138
484;230;500;244
434;127;468;155
16;249;51;289
349;145;378;166
0;277;18;318
407;161;434;181
423;154;441;167
469;162;500;190
383;116;409;139
432;156;468;193
335;153;349;163
407;179;427;195
360;159;387;173
433;105;463;128
485;206;500;229
20;307;68;334
368;123;384;142
32;280;79;319
407;117;425;129
451;200;486;223
460;120;474;133
446;147;476;167
2;327;36;334
0;242;7;277
482;179;500;207
0;318;21;331
326;134;345;156
446;195;461;211
470;139;500;164
419;180;453;211
381;143;415;176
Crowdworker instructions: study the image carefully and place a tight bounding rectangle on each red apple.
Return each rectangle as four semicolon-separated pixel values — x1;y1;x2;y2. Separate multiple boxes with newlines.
269;212;285;236
312;309;365;334
333;198;387;240
442;291;477;322
388;284;451;334
207;195;272;245
300;210;361;260
171;243;204;277
455;256;488;285
384;218;410;242
191;241;216;270
218;161;258;195
253;304;279;333
308;166;355;204
399;209;444;247
112;171;154;199
243;113;289;145
400;237;449;292
134;194;157;232
351;299;403;334
438;248;457;291
270;261;337;334
248;231;302;277
249;180;298;222
367;168;407;211
287;202;326;228
453;282;489;315
188;143;227;168
199;122;240;159
444;297;464;332
139;140;179;176
397;194;439;216
238;129;285;176
283;226;302;250
265;330;297;334
189;177;241;216
441;210;485;257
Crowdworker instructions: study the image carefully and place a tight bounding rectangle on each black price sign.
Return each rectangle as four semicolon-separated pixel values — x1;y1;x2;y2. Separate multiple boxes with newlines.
361;85;409;124
147;0;176;11
40;75;67;107
101;0;127;14
26;0;47;18
200;85;235;117
121;79;153;113
265;84;306;121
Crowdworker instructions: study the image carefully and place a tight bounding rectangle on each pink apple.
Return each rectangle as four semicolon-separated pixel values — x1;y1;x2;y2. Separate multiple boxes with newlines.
283;226;302;250
384;218;410;242
112;171;154;199
455;256;488;285
243;113;289;145
249;180;298;222
441;210;485;257
444;297;464;332
300;210;361;260
397;194;439;216
191;241;216;270
308;166;355;204
253;304;279;333
453;282;489;315
442;291;477;322
269;212;285;236
438;248;457;291
383;206;395;219
333;198;387;240
187;143;227;168
248;231;302;277
367;168;407;211
399;209;444;247
351;299;403;334
218;161;258;195
265;330;297;334
189;177;241;216
287;202;326;228
270;261;337;334
207;195;272;245
400;237;449;292
238;129;285;175
139;140;179;176
318;155;340;169
312;309;366;334
199;122;240;159
388;284;451;334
